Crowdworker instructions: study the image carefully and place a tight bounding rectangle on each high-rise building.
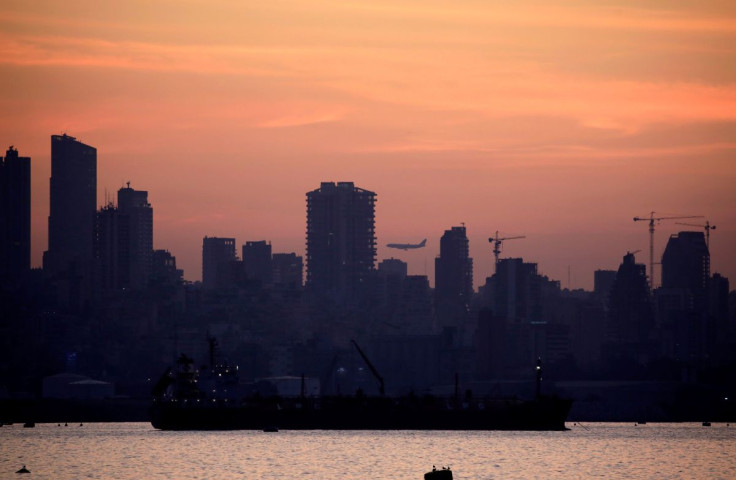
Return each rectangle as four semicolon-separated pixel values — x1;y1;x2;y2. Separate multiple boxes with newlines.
661;231;710;311
272;253;303;288
434;225;473;323
0;146;31;284
607;252;653;346
202;236;236;290
657;231;713;366
43;134;97;308
151;249;183;287
593;269;616;303
243;240;272;285
492;258;542;323
118;184;153;289
306;181;376;300
95;203;126;293
378;258;408;278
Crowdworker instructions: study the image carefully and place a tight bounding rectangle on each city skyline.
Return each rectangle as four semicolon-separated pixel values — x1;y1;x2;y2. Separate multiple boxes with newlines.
1;0;735;290
3;136;735;291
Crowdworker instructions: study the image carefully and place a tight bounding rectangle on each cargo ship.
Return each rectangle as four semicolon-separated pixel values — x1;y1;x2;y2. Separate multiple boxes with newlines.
149;340;572;431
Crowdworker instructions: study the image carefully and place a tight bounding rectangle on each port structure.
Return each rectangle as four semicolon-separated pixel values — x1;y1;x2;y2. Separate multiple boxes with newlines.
633;212;703;290
488;231;525;273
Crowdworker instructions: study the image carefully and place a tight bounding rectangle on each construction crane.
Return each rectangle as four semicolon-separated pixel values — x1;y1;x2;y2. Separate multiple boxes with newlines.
488;231;526;272
675;220;716;249
633;212;703;290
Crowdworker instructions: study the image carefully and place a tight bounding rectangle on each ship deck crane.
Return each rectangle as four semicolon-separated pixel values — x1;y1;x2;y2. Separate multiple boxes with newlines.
351;339;385;396
488;231;525;273
633;212;703;289
675;220;716;249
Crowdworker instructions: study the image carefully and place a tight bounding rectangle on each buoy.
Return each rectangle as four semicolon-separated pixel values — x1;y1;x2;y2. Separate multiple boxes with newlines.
16;465;30;474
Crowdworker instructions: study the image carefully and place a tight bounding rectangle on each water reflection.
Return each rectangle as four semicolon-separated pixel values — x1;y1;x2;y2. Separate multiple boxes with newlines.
1;423;734;479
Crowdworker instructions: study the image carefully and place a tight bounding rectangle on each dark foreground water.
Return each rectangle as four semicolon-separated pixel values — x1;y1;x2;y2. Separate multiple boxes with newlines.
2;422;734;479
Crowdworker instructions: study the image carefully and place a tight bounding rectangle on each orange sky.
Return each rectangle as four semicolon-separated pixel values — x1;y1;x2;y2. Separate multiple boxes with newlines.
2;0;735;289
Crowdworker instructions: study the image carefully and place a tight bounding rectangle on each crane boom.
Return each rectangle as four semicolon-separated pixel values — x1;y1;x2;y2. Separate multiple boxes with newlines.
633;212;703;289
350;339;385;396
488;231;526;273
675;220;716;249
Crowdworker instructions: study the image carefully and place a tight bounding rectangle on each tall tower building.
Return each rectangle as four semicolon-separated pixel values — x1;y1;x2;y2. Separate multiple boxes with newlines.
661;231;710;311
306;181;376;300
202;236;236;290
118;184;153;289
44;134;97;308
95;203;126;293
658;231;712;365
434;225;473;322
243;240;272;285
492;258;542;323
0;146;31;284
607;252;653;344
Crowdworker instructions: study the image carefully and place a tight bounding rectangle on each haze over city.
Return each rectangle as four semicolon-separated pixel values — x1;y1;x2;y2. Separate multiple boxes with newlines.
2;0;735;289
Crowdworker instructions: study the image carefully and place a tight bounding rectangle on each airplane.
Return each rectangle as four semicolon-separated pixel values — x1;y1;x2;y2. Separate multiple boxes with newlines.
386;239;427;250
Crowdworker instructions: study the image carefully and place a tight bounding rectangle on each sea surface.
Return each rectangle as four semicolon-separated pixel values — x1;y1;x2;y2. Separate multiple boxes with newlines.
1;422;734;479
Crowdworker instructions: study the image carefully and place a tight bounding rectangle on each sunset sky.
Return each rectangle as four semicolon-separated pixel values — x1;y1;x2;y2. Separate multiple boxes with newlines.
2;0;735;289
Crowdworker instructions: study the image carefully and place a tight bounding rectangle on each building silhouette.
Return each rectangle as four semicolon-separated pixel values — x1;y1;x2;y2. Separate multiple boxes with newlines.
271;252;303;288
604;252;654;373
0;146;31;284
661;231;710;311
491;258;543;323
202;236;236;290
117;184;153;289
478;257;561;378
43;134;97;309
593;269;616;305
94;185;152;294
243;240;272;286
151;249;183;287
305;181;376;300
657;231;712;368
378;258;408;278
434;225;473;326
95;202;126;293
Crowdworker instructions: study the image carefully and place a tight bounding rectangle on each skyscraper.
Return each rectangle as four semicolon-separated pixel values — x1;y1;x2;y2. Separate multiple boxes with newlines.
118;183;153;289
202;236;236;290
492;258;542;323
658;231;712;365
434;225;473;323
661;231;710;311
243;240;272;285
0;146;31;284
607;252;653;346
95;202;126;293
44;134;97;308
306;181;376;300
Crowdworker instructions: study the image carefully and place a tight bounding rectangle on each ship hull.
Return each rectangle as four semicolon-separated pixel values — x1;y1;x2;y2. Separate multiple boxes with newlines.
150;395;572;431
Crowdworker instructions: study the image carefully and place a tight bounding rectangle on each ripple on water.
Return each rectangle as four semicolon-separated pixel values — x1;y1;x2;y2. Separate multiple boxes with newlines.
1;422;735;479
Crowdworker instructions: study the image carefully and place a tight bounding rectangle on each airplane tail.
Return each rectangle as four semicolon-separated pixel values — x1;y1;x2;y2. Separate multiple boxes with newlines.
420;239;427;246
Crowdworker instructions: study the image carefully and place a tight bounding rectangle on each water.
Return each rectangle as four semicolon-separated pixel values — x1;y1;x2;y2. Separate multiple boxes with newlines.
2;423;734;479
